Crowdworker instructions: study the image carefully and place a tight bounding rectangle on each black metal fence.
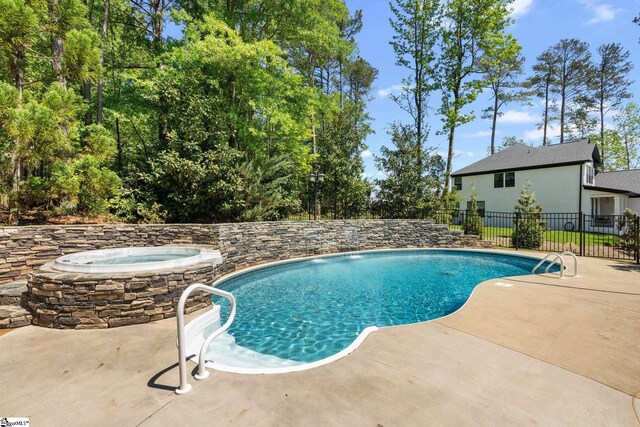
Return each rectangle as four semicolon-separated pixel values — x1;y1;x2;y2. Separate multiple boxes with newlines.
278;207;639;263
431;209;640;263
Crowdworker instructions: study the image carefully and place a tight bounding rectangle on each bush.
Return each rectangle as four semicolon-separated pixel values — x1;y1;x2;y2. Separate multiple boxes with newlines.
108;188;167;224
463;188;482;237
619;208;638;251
512;185;545;249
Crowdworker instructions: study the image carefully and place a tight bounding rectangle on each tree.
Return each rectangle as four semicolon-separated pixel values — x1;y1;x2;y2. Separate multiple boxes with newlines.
374;122;444;218
613;103;640;170
496;135;524;153
463;186;482;237
592;43;633;160
546;39;594;144
512;185;545;249
528;50;557;145
437;0;514;198
389;0;441;169
479;35;528;154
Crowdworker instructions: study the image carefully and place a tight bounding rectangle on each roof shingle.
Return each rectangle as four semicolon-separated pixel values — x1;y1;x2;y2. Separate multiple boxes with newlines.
452;139;600;177
594;169;640;196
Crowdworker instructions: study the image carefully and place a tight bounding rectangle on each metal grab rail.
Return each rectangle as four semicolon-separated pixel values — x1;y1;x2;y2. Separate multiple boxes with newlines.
532;253;565;279
175;283;236;395
561;251;579;277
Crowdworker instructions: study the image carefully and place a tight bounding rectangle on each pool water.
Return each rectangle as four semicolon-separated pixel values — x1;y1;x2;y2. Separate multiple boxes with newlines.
84;253;193;265
213;250;550;364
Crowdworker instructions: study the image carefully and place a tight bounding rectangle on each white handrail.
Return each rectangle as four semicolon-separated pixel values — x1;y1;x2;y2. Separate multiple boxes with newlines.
532;253;565;279
561;251;579;277
175;283;236;395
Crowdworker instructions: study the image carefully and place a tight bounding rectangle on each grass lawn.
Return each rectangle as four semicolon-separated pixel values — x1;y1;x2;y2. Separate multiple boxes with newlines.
449;225;621;246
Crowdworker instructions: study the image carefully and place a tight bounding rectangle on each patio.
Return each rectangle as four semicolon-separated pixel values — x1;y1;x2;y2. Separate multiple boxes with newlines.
0;251;638;426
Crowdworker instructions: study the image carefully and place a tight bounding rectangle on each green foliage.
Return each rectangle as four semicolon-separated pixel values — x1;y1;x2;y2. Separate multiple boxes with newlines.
231;156;301;222
108;188;166;224
512;185;546;249
436;0;515;194
618;208;638;252
63;29;101;83
0;0;375;224
374;122;444;218
463;187;483;237
73;156;121;214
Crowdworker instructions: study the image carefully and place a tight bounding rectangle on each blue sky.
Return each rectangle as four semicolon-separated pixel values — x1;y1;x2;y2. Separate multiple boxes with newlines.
346;0;640;179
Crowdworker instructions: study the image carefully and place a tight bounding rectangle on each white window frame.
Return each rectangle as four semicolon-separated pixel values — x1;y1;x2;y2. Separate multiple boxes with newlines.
585;164;594;185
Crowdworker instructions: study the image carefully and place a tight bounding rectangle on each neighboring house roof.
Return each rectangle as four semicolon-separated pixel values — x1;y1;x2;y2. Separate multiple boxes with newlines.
452;139;601;177
593;169;640;197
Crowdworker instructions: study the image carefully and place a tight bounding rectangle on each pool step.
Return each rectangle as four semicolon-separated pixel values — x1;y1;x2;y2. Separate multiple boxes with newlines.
206;332;304;371
0;305;32;329
0;280;28;306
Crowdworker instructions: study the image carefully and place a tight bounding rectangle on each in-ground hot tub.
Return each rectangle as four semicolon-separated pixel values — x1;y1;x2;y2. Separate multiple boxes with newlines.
28;246;224;329
52;246;222;273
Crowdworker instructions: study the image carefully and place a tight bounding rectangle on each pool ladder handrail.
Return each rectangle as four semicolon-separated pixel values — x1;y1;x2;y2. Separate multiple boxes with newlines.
531;251;579;279
175;282;236;395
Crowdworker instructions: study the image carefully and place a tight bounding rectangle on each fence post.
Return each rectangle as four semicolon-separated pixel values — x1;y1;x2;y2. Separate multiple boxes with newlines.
635;215;639;264
514;212;519;251
580;212;584;257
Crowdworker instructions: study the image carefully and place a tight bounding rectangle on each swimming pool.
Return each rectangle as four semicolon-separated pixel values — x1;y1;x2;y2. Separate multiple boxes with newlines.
206;249;553;372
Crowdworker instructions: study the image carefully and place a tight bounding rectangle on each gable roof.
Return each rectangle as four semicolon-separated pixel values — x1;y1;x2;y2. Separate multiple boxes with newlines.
593;169;640;197
452;139;601;177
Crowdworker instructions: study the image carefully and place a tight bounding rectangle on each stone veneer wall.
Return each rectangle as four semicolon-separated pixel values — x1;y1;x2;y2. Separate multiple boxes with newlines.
0;224;218;285
1;220;491;329
27;262;217;329
215;220;491;275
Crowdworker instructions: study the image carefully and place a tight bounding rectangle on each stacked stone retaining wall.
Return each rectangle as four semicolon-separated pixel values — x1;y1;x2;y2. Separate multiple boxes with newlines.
216;220;490;274
0;224;218;285
27;262;217;329
0;220;491;329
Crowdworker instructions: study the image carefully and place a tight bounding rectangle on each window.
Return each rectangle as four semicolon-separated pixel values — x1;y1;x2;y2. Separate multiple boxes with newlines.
505;172;515;187
454;176;462;191
467;200;486;217
494;172;515;188
585;164;594;185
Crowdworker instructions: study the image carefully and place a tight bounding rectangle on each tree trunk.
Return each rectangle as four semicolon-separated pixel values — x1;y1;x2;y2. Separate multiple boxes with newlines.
9;50;25;224
50;0;66;88
83;82;92;125
543;76;550;145
116;117;123;174
443;124;456;202
560;85;566;144
625;136;630;170
339;58;343;109
443;78;462;201
490;88;499;154
97;0;109;125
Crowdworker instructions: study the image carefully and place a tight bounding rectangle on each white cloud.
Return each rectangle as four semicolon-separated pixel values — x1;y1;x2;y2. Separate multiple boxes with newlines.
498;110;538;124
510;0;534;19
462;130;493;138
377;84;403;98
578;0;623;24
361;149;373;158
361;172;373;180
523;125;561;142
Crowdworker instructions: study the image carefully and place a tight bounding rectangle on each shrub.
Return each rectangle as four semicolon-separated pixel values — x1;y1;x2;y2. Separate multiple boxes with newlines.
463;187;482;237
512;185;545;249
619;208;638;251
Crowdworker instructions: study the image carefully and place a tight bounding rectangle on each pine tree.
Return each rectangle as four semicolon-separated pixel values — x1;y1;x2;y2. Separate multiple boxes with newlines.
463;187;482;237
512;185;545;249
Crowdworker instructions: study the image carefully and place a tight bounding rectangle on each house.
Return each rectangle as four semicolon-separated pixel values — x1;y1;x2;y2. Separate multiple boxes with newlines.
451;139;640;223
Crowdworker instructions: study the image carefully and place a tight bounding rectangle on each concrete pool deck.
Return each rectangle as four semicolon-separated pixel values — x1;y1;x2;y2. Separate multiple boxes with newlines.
0;250;638;426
